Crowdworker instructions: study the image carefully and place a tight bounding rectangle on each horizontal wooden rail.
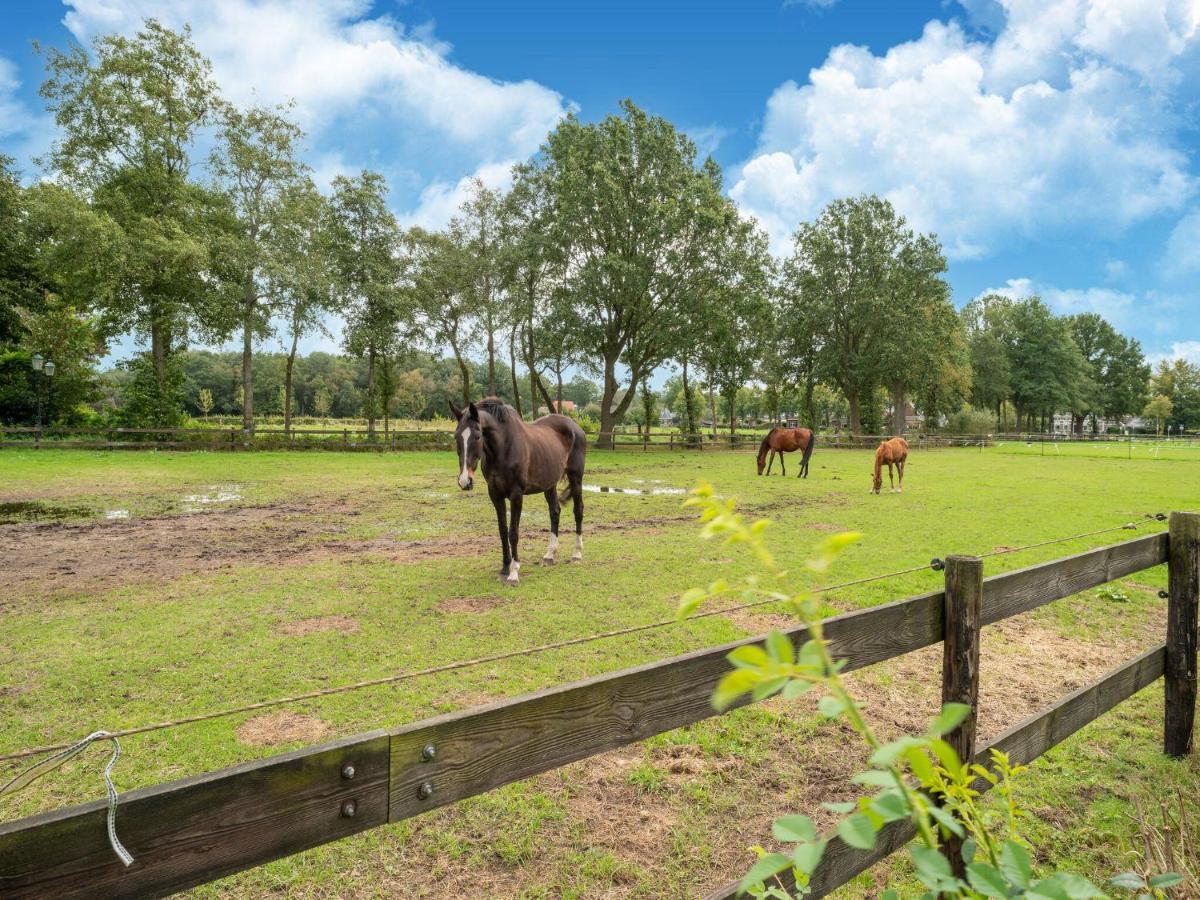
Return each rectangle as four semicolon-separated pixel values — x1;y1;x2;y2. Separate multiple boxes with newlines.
706;644;1168;899
0;534;1170;898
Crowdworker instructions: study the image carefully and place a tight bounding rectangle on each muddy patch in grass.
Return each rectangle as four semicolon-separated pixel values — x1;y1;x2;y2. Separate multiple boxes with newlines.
235;712;330;747
0;501;95;524
435;595;508;614
275;615;360;636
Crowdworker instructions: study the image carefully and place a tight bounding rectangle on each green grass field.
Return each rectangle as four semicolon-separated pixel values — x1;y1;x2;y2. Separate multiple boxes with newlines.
1;445;1198;897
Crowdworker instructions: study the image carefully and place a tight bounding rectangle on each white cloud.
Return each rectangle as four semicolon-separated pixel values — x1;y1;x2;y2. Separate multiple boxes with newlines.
980;276;1138;328
398;160;516;231
61;1;571;166
0;58;33;141
1164;209;1200;277
1166;340;1200;363
733;2;1200;257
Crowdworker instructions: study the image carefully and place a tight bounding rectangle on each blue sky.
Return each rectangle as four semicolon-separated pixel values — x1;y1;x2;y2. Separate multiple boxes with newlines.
2;0;1198;369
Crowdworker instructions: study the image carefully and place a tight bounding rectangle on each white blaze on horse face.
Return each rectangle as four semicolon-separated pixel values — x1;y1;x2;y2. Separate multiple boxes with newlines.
458;430;473;489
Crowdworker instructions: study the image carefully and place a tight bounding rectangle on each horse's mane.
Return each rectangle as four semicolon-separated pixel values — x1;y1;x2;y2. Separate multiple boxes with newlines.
475;397;514;423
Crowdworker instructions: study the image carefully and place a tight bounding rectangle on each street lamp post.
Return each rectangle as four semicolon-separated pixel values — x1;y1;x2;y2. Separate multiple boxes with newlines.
29;353;55;440
30;353;44;433
44;360;56;431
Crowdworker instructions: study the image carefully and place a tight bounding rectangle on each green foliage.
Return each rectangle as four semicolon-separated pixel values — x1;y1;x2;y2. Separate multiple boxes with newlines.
943;405;997;435
678;484;1174;899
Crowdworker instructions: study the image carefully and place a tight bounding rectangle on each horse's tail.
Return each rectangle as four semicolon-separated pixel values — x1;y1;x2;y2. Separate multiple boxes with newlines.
800;430;815;468
558;420;585;504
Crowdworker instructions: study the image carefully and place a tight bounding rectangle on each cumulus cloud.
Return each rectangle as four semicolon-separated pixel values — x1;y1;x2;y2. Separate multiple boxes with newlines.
733;1;1200;257
1164;209;1200;277
980;276;1138;329
398;160;516;231
61;1;571;166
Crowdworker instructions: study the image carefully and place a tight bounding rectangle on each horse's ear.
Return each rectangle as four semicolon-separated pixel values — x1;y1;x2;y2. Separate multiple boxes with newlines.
449;400;462;420
468;402;479;421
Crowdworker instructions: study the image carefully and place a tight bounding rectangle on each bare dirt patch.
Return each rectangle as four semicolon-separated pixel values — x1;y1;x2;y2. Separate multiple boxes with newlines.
435;595;508;614
235;712;330;747
274;615;359;636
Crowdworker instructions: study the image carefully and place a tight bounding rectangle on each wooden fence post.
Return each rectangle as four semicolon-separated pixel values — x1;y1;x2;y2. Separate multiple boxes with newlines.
940;554;983;877
1165;511;1200;757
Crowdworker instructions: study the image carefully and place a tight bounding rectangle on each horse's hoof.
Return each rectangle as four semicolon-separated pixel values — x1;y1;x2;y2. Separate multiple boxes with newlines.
541;556;556;566
569;554;583;563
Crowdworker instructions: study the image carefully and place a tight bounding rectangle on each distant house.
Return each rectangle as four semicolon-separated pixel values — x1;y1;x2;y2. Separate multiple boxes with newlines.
552;399;578;414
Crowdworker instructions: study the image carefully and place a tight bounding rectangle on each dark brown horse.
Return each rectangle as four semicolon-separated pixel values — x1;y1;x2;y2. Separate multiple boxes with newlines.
450;398;587;586
871;436;909;494
756;427;816;478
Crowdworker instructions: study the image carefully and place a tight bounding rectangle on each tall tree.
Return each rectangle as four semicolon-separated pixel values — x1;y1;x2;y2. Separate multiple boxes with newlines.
531;101;736;446
872;231;964;435
1002;297;1085;430
0;156;45;346
785;196;902;434
328;171;405;436
408;226;475;404
501;168;559;417
1066;312;1149;432
695;214;773;436
211;102;305;433
37;20;231;422
265;179;335;435
961;296;1012;426
457;179;506;396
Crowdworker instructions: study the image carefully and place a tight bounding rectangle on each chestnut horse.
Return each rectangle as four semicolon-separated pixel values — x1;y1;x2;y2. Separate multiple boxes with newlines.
450;398;587;586
756;426;816;478
871;436;909;494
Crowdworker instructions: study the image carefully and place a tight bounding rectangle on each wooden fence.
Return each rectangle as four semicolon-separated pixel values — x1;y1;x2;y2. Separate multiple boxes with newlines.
0;516;1196;898
0;425;987;453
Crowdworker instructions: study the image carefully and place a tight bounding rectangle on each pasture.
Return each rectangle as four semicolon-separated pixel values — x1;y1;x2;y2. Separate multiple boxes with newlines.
2;445;1199;897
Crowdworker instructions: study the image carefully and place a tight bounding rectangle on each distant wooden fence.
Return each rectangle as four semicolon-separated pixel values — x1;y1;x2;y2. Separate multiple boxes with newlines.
3;514;1195;898
0;425;987;453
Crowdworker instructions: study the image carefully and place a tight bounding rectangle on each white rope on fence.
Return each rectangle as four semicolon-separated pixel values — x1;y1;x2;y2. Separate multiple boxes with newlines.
1;730;132;866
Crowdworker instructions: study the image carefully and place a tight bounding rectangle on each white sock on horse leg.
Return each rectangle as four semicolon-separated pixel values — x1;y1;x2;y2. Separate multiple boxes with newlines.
506;560;521;584
543;534;559;563
572;534;583;561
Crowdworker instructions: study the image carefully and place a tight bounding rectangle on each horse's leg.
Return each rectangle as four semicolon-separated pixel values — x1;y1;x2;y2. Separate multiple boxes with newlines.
766;449;774;475
505;492;524;585
493;493;511;577
888;461;896;492
897;460;905;493
569;475;584;562
779;452;786;476
542;489;560;565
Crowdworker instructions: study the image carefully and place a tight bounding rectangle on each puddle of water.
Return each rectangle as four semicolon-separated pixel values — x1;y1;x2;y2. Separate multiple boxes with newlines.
0;501;95;524
581;484;685;496
105;510;130;520
181;485;243;511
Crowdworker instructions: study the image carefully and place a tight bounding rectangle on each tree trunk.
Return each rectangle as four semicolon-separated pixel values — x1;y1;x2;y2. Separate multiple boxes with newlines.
556;366;564;407
891;382;907;436
599;355;619;449
366;346;376;437
804;369;816;425
728;390;737;436
284;327;299;437
242;303;254;435
847;388;862;435
451;341;471;405
508;327;523;418
708;382;718;439
486;318;497;396
525;321;539;418
681;359;696;443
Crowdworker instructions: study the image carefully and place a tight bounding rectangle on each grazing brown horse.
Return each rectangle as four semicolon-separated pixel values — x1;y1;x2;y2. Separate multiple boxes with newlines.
757;427;816;478
450;398;587;586
871;436;909;494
